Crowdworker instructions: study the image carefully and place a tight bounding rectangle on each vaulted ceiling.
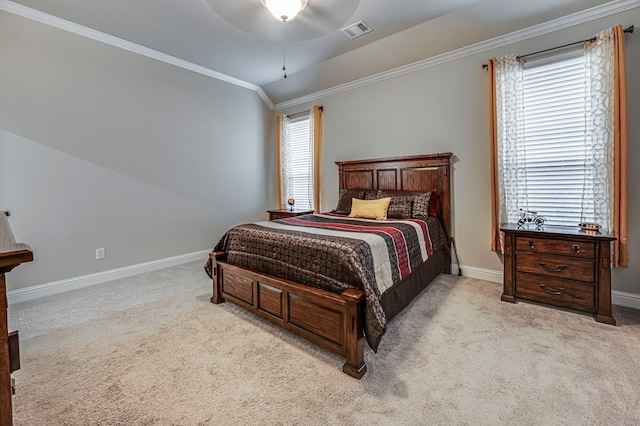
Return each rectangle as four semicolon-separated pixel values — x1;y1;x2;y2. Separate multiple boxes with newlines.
3;0;623;106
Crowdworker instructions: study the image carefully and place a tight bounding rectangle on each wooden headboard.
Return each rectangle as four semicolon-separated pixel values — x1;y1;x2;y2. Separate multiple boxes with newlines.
335;152;453;241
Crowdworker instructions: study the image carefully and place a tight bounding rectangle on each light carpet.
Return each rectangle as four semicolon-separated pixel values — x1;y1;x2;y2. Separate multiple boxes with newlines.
8;261;640;425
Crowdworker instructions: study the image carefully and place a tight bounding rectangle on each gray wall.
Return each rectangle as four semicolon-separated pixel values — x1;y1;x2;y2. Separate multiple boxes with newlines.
0;12;274;290
2;7;637;298
277;9;640;295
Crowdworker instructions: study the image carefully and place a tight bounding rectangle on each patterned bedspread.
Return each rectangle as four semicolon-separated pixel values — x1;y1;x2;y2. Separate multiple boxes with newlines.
205;213;447;351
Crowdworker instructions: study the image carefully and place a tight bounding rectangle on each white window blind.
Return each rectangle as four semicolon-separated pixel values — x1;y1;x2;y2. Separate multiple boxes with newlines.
516;54;590;226
284;114;313;210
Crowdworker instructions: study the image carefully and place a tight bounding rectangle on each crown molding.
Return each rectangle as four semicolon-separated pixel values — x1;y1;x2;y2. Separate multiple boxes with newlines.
0;0;274;108
255;87;274;109
1;0;637;112
273;0;640;110
272;36;506;110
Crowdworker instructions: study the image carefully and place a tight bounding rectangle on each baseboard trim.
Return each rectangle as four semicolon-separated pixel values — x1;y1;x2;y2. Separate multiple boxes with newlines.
455;264;639;310
10;255;639;310
612;291;640;310
454;264;503;283
7;249;211;305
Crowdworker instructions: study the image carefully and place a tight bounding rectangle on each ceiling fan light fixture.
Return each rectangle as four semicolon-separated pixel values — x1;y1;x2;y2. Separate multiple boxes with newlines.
261;0;308;22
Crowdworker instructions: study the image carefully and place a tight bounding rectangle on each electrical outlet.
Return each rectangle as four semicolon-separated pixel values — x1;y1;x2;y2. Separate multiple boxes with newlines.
96;248;105;260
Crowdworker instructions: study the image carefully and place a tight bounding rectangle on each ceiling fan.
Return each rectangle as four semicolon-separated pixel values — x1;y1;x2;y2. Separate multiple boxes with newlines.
206;0;361;42
207;0;360;78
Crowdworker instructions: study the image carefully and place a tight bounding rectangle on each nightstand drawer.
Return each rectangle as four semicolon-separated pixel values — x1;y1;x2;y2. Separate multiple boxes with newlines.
515;236;595;259
515;273;595;311
269;212;294;220
516;252;594;283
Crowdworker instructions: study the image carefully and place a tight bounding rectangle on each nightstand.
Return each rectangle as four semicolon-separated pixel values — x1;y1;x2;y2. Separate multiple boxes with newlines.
267;209;314;221
501;223;616;325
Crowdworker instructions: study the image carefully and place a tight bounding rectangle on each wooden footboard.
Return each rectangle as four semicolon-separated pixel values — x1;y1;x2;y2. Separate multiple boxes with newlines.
210;251;367;378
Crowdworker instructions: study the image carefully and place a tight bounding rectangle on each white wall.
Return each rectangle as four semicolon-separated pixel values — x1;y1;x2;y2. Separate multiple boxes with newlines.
277;9;640;296
0;12;274;291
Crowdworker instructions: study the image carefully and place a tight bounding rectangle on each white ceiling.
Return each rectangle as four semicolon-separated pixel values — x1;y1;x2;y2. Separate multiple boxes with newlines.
3;0;623;105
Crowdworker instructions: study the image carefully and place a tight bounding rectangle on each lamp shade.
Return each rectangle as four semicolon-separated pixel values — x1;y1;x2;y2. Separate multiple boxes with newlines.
261;0;308;21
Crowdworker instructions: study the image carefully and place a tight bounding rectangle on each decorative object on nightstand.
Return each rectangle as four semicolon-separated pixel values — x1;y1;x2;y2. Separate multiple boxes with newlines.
579;222;602;234
287;198;295;211
267;208;313;221
517;209;545;229
501;223;616;325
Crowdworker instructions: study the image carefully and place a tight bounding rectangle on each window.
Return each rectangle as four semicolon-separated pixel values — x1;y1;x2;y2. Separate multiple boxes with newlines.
513;53;590;226
494;50;613;230
489;25;629;267
277;106;322;212
282;114;313;210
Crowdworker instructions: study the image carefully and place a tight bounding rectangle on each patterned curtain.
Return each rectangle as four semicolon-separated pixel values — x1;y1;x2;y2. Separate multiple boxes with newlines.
276;115;283;207
489;54;526;253
277;114;293;209
583;28;615;234
584;25;629;267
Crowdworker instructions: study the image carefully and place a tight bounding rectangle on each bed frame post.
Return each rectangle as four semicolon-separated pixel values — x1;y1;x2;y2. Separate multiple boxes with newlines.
210;251;226;304
341;289;366;379
443;247;452;275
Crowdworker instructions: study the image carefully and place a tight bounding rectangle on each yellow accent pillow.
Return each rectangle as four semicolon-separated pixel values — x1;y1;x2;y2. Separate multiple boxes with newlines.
349;197;391;220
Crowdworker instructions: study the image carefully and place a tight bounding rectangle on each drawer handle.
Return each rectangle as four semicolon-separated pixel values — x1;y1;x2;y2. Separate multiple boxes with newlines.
540;284;565;295
539;262;566;273
528;241;535;249
572;244;580;254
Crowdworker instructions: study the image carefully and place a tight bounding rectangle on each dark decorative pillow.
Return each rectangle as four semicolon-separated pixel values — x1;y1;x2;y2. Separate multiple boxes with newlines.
363;190;380;200
335;189;365;214
428;190;441;217
387;200;413;219
377;190;432;218
411;191;432;218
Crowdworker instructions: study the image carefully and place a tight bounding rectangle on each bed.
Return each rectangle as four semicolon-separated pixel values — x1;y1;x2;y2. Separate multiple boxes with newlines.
205;153;453;378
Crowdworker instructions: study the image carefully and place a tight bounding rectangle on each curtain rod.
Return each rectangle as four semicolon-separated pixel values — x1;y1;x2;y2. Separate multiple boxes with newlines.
286;106;323;119
482;25;634;69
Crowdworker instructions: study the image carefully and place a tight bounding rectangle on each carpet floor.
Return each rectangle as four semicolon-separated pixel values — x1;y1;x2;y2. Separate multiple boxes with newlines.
8;261;640;425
